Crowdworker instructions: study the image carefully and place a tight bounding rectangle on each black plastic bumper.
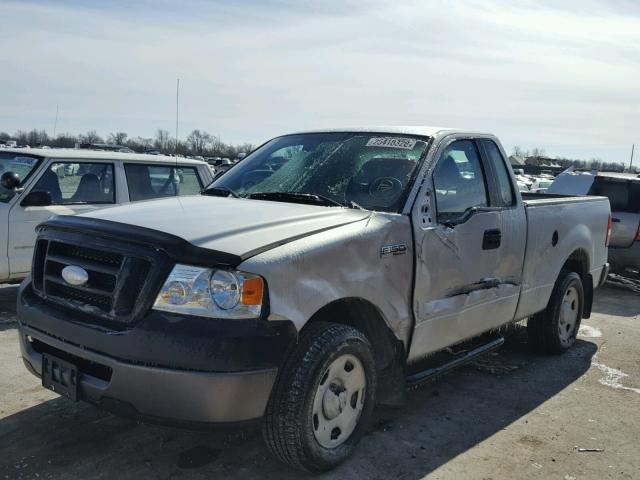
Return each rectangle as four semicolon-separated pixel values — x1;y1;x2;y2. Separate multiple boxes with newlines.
19;282;295;372
18;281;297;426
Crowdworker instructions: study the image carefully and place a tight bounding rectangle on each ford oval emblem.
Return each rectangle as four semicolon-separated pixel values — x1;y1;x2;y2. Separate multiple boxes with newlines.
61;265;89;286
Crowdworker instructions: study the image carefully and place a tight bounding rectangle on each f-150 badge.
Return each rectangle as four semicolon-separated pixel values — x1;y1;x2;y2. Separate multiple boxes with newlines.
380;243;407;257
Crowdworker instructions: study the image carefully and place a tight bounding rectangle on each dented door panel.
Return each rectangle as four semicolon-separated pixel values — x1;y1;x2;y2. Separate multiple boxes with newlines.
408;133;527;363
409;209;522;362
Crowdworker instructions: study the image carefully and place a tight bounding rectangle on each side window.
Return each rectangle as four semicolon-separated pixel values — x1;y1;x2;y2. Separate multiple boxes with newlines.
589;180;639;213
125;164;202;202
433;140;488;223
478;140;515;207
31;162;115;205
177;168;203;195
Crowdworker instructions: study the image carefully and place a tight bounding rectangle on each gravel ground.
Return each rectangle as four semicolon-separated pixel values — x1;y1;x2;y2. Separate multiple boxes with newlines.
1;280;639;480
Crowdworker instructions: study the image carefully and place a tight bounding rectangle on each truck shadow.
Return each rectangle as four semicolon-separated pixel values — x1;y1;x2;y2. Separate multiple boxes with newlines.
0;329;598;480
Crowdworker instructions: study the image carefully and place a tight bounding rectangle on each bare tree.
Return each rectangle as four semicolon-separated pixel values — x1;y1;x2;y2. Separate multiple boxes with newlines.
108;132;128;145
79;130;103;144
154;129;171;151
51;133;77;148
186;129;213;155
14;130;29;146
531;147;546;158
26;129;49;146
127;136;153;151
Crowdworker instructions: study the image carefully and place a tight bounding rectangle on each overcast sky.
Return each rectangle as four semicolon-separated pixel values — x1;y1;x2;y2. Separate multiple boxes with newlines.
1;0;639;163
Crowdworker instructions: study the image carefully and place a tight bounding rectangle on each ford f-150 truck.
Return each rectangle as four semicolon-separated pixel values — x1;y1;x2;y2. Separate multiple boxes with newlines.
17;127;610;472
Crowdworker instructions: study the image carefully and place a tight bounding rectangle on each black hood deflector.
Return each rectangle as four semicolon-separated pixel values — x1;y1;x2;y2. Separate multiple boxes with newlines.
38;215;242;269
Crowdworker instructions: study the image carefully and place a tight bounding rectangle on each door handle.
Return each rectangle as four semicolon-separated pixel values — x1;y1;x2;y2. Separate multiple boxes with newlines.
611;217;621;223
482;229;502;250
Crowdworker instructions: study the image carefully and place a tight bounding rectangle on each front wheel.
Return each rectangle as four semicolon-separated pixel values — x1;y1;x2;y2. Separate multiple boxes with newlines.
528;270;584;354
263;322;376;472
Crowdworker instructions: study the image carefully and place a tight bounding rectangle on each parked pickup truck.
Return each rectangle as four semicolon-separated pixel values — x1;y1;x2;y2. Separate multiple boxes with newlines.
17;128;610;472
548;170;640;276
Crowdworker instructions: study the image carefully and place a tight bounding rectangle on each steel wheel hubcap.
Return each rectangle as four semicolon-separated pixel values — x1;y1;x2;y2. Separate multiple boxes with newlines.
558;286;579;346
312;354;366;448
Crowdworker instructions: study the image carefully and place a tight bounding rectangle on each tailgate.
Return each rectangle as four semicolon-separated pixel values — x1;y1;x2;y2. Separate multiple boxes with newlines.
589;177;640;248
610;211;640;248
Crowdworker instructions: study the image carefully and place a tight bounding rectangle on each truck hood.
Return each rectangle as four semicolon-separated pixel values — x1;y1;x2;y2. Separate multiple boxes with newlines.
80;195;371;259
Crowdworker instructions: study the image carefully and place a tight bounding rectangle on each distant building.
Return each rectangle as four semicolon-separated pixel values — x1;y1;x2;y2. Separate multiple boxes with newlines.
508;155;526;166
509;155;563;176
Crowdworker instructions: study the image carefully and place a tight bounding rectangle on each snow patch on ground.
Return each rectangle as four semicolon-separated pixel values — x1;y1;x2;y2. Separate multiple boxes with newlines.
577;325;602;338
592;362;640;395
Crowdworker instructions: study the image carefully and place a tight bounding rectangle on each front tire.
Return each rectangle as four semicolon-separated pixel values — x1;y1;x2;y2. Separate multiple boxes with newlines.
263;322;376;472
528;270;584;354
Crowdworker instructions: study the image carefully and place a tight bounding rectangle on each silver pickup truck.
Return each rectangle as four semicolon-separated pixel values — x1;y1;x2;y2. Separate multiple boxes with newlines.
17;127;610;472
548;170;640;276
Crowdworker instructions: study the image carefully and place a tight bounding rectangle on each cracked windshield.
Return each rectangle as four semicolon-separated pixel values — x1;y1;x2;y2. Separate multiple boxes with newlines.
212;132;429;212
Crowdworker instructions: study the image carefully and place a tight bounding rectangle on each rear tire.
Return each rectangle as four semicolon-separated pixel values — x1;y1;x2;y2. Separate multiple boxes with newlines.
262;322;376;472
528;270;584;354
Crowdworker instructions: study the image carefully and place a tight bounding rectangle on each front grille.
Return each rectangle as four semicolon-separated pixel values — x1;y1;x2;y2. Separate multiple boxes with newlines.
32;236;162;327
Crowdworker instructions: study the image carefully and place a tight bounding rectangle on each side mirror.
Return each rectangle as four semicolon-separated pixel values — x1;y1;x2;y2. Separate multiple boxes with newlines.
21;190;52;207
1;171;20;190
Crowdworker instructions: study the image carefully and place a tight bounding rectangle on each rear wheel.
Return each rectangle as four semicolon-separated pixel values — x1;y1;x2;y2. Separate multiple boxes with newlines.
262;322;376;472
528;270;584;354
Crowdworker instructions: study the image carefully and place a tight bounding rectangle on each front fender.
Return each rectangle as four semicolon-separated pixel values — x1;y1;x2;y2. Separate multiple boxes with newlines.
239;212;415;349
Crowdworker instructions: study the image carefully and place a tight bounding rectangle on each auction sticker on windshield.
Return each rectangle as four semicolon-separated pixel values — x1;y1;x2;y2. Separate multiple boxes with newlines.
366;137;417;149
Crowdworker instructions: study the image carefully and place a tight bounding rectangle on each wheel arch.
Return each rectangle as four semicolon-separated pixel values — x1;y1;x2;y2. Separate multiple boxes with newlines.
560;248;593;318
303;297;407;406
304;297;404;370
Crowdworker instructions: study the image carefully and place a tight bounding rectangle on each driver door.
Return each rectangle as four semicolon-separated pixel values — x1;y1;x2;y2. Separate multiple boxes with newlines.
408;137;523;362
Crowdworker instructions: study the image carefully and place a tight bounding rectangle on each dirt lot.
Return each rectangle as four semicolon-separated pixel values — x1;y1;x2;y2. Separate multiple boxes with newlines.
1;280;639;480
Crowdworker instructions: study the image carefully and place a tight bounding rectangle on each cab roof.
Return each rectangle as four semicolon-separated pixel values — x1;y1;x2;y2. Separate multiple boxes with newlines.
286;126;466;138
0;147;207;166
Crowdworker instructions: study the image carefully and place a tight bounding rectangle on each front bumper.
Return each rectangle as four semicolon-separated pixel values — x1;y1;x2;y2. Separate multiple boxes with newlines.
18;282;296;427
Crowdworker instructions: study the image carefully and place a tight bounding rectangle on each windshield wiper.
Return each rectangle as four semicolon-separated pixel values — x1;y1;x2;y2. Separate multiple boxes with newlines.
247;191;345;207
202;186;240;198
347;200;365;210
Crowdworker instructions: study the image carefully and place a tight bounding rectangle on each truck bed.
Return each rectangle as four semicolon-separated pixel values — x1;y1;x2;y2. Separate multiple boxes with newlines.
521;191;605;204
515;193;610;320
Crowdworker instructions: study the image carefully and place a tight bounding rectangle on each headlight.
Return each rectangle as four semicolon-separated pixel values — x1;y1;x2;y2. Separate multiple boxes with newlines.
210;270;240;310
153;264;264;319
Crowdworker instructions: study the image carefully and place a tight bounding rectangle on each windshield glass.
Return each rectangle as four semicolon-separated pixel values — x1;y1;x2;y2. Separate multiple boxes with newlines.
0;153;42;203
210;132;429;212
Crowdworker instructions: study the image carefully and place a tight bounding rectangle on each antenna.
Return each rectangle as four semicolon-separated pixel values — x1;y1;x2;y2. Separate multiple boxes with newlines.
175;78;180;161
630;143;635;172
53;104;59;139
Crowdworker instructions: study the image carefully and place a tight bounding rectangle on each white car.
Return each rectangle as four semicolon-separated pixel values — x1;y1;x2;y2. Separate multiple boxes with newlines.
530;177;554;193
516;180;530;192
0;149;212;283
